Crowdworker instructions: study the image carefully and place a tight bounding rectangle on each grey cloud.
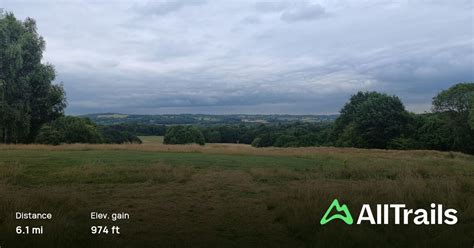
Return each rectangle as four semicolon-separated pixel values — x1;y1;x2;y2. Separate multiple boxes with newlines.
5;0;473;115
254;2;288;13
363;43;473;92
241;16;261;25
255;1;328;22
134;0;206;16
280;3;327;22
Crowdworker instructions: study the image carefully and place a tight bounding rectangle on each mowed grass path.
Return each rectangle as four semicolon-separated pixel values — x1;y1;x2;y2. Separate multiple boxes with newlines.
0;144;473;247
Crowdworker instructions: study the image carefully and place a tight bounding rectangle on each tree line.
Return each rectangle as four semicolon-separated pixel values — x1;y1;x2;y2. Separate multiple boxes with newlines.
35;116;142;145
85;113;337;126
330;85;474;154
164;83;474;154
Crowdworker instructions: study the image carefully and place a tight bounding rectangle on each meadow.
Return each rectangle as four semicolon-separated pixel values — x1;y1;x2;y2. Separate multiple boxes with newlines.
0;142;473;247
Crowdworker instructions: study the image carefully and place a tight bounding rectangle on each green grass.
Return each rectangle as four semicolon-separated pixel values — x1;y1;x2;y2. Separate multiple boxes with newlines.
0;150;319;186
0;145;473;247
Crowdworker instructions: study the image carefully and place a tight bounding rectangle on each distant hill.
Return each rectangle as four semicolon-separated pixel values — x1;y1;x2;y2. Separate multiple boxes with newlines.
81;113;338;125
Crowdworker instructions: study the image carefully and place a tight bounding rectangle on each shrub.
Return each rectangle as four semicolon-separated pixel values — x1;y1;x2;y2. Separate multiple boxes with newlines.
100;128;142;144
274;135;298;147
251;138;262;147
36;116;103;145
164;126;205;145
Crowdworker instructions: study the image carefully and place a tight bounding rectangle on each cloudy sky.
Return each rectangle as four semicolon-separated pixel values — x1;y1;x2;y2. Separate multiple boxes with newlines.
4;0;474;114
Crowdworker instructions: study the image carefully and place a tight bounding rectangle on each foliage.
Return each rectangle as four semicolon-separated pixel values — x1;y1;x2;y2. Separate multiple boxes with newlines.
201;124;256;144
78;84;473;154
35;116;143;145
274;135;299;147
198;123;332;148
333;92;410;149
329;86;474;154
36;116;103;145
256;123;331;147
429;83;474;154
252;133;276;147
432;82;474;113
164;125;205;145
0;13;66;143
386;137;419;150
250;137;262;147
100;123;166;136
469;95;474;129
100;126;142;144
84;113;338;125
204;130;222;143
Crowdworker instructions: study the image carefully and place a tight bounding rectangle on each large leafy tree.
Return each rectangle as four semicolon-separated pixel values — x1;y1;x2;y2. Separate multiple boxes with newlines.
0;12;66;143
432;82;474;113
431;82;474;153
469;95;474;129
333;91;410;149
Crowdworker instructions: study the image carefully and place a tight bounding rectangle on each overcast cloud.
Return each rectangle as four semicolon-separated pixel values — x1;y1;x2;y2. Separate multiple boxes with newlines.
3;0;473;114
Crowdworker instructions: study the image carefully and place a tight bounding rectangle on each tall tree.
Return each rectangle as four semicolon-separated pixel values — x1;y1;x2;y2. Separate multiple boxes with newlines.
332;91;410;149
431;82;474;153
432;82;474;113
0;12;66;143
469;95;474;129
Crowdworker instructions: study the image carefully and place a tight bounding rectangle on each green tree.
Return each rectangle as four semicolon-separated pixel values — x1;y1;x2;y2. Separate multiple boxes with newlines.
470;95;474;129
274;135;298;147
431;83;474;154
251;137;263;147
99;127;142;144
0;12;66;143
432;82;474;113
35;116;103;145
333;91;409;149
164;126;205;145
205;130;222;143
251;133;275;147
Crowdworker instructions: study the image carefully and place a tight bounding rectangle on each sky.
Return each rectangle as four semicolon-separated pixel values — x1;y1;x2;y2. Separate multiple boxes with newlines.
3;0;474;115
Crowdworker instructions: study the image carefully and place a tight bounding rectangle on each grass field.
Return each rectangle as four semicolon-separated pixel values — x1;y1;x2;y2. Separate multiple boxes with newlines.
0;143;473;247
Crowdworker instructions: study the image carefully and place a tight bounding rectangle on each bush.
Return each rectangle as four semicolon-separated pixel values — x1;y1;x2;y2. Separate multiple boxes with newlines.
274;135;298;147
204;130;222;143
36;116;103;145
164;126;205;145
100;127;142;144
387;137;419;150
35;126;62;145
251;138;262;147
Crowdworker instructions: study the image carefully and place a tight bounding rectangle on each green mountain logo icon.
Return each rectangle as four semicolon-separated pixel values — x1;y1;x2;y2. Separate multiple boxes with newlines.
320;199;353;225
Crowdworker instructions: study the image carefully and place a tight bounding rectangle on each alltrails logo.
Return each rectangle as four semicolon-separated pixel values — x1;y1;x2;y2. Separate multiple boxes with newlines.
320;199;353;225
320;199;458;225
